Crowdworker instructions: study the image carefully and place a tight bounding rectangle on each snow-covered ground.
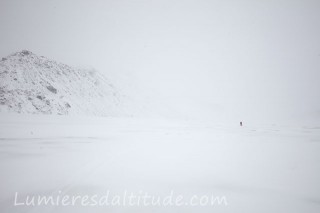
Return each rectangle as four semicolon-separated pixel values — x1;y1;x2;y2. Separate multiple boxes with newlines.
0;113;320;212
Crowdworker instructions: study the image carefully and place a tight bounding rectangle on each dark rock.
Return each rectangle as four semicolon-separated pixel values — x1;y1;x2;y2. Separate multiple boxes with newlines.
46;85;57;94
21;50;31;56
36;95;44;100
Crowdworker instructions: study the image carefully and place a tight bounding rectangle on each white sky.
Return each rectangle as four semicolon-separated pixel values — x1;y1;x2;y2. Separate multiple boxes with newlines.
1;0;320;123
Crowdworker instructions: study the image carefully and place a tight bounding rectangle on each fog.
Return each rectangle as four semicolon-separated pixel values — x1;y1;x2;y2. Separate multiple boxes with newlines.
1;2;320;212
1;0;320;123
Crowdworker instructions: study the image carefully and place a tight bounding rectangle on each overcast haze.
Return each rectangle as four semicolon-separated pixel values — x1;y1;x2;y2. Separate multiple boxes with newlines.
1;0;320;123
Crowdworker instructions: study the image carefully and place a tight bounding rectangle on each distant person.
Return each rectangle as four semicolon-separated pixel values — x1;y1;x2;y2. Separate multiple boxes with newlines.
240;121;243;126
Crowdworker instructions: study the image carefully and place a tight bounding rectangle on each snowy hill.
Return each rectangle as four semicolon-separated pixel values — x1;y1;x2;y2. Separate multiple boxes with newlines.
0;50;122;116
